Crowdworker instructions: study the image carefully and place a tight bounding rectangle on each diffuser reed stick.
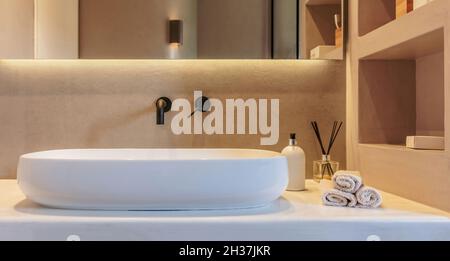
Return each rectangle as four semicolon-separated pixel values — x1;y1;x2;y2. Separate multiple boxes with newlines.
311;121;326;155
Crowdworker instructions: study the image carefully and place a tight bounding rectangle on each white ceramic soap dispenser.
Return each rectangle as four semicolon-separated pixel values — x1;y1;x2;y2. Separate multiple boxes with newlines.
281;133;306;191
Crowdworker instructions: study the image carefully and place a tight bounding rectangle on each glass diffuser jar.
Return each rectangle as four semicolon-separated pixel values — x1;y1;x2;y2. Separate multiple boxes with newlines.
313;155;339;183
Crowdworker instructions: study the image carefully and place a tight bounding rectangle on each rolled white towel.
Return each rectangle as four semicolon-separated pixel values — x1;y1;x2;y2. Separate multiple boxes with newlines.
322;189;357;208
356;186;382;209
332;171;363;193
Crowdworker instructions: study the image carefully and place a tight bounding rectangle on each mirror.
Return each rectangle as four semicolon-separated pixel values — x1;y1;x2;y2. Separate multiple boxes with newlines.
0;0;345;60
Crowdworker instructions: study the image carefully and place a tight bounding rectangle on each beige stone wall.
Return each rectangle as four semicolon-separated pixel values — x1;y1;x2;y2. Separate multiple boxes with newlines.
0;60;346;179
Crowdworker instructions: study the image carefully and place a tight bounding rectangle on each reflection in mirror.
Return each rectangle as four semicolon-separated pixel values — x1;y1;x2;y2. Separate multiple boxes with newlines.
80;0;199;59
0;0;344;60
197;0;271;59
301;0;344;60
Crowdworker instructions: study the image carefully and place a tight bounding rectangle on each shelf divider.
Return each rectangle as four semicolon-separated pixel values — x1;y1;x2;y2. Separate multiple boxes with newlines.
305;0;341;6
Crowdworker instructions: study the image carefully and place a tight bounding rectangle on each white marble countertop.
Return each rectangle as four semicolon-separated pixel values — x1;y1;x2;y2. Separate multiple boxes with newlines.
0;180;449;241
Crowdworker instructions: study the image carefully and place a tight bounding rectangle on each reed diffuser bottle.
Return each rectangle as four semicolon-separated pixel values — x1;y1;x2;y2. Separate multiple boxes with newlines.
313;155;339;182
311;121;343;182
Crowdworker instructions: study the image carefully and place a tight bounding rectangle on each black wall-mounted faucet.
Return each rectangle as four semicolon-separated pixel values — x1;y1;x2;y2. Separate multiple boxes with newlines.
156;97;172;125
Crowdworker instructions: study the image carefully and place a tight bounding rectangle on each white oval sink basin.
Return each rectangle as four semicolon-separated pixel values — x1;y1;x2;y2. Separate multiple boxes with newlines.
17;149;288;210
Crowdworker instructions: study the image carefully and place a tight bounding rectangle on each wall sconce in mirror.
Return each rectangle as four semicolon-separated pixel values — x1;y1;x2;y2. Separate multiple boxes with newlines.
169;20;183;46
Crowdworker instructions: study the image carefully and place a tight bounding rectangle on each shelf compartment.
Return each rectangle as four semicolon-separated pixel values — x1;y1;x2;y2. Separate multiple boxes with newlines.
357;0;448;60
358;0;396;37
358;0;442;37
358;51;445;146
357;0;446;59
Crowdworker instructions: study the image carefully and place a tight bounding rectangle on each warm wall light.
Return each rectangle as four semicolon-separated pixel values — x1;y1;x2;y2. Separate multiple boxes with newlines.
168;20;183;46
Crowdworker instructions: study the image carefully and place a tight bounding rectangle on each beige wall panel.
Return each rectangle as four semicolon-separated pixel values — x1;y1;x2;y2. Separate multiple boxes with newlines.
0;0;34;59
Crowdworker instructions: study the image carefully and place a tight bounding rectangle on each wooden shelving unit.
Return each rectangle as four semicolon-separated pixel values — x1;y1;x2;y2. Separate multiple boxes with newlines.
357;0;445;148
348;0;450;211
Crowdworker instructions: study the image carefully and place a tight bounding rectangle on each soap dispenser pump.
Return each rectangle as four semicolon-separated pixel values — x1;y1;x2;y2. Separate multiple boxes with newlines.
281;133;306;191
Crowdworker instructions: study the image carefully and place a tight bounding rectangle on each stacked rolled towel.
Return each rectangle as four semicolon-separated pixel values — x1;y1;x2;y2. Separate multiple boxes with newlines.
322;189;357;207
321;171;383;209
332;171;363;193
356;186;383;209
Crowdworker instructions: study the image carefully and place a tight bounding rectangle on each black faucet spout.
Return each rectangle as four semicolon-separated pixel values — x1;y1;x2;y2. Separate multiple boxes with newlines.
156;97;172;125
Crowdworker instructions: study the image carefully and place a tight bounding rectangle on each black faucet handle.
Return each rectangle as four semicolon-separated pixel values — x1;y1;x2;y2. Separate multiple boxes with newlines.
156;97;172;125
189;96;210;117
156;97;172;113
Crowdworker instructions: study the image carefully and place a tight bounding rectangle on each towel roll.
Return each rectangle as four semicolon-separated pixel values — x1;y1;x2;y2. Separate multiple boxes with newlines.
332;171;363;193
356;186;382;209
322;189;357;207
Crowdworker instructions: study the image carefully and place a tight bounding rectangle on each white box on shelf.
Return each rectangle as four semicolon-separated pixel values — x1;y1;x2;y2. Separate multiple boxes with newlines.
406;136;444;150
414;0;433;10
310;45;340;60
